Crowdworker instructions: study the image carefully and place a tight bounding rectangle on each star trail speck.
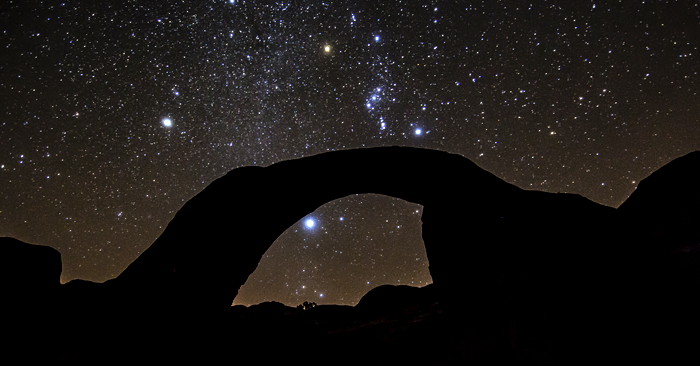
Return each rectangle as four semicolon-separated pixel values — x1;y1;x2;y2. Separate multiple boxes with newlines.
1;1;698;305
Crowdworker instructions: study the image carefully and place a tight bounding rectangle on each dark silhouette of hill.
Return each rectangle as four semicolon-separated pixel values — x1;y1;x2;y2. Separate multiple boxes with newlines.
620;151;700;215
2;146;700;365
616;150;700;362
220;285;445;366
619;151;700;254
0;237;62;362
1;237;61;300
356;283;437;314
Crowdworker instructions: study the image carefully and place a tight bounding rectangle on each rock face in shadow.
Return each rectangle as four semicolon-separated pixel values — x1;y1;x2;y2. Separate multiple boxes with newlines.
616;151;700;362
0;237;62;301
221;284;444;366
103;146;625;363
619;151;700;254
620;151;700;215
3;146;700;364
356;284;437;314
113;146;619;315
0;237;62;361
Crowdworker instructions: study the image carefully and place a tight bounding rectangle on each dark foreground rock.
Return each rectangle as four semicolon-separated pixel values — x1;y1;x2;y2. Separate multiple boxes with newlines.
1;237;61;301
2;147;700;365
0;237;62;361
223;284;445;366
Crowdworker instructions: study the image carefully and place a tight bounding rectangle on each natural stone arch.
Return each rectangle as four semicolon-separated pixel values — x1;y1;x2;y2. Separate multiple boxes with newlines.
113;146;615;315
7;148;698;364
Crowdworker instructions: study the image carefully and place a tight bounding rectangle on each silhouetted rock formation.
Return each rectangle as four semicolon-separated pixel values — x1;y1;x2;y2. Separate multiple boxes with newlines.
4;146;700;365
220;287;445;366
0;237;62;362
620;151;700;215
1;237;61;301
356;284;436;314
615;151;700;363
114;147;619;312
104;146;628;363
620;151;700;254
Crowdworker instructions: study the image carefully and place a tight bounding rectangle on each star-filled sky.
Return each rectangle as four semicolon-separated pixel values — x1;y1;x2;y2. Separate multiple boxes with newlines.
234;194;431;306
1;1;698;306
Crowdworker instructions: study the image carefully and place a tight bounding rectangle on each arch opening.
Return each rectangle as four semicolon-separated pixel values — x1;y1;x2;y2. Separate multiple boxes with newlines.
233;193;433;307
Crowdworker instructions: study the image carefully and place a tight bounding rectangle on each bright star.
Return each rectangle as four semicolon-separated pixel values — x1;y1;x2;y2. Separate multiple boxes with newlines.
415;128;422;135
305;219;315;228
324;45;331;53
162;118;172;127
374;36;380;42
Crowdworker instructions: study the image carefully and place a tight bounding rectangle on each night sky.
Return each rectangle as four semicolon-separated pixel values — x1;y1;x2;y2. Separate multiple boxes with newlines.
1;1;698;306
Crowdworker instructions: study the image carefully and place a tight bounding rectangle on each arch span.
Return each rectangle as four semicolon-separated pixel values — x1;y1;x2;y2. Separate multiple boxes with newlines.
113;146;617;313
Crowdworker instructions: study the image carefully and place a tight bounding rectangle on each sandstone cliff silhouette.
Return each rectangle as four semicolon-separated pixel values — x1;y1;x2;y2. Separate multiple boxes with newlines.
2;147;699;364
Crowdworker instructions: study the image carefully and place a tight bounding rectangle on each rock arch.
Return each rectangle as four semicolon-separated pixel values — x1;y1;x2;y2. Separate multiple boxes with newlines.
7;147;700;364
113;146;616;315
13;146;683;364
